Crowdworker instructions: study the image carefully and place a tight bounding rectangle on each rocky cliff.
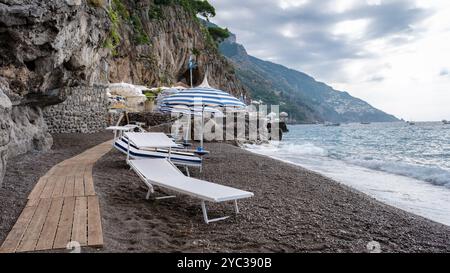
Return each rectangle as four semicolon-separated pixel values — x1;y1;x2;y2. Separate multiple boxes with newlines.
107;1;246;93
0;0;247;182
0;88;11;186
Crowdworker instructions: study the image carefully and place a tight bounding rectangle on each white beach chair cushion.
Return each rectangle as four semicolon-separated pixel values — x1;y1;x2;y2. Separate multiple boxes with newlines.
114;139;202;167
129;159;254;203
125;132;178;148
119;137;188;155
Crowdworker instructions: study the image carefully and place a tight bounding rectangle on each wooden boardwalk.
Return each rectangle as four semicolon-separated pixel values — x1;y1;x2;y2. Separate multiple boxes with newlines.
0;140;112;253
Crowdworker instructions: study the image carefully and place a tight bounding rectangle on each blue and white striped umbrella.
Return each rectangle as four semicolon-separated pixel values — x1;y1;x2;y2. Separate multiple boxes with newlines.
159;87;246;109
159;105;224;117
158;76;246;152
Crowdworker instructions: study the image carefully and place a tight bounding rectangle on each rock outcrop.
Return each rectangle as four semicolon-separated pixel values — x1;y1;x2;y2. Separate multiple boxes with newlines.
0;0;248;184
0;0;110;160
0;87;11;184
0;0;110;103
106;1;247;96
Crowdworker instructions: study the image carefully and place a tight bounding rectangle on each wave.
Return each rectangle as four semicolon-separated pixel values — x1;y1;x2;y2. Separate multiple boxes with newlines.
347;159;450;188
245;142;328;157
245;142;450;188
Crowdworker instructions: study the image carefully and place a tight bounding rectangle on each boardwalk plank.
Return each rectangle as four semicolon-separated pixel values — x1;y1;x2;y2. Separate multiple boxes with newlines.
40;177;57;199
72;197;88;246
16;199;52;252
87;196;103;247
84;174;95;196
73;175;85;197
26;198;40;208
28;177;48;200
35;198;64;251
53;197;76;249
63;176;75;197
52;177;66;198
0;206;37;253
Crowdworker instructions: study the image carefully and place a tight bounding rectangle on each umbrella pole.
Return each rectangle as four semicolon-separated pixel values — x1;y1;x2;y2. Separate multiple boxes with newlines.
184;113;190;144
190;67;193;88
200;105;204;150
183;113;192;149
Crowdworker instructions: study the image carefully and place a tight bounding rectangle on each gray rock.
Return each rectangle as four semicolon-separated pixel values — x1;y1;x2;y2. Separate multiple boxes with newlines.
0;0;109;169
0;88;12;185
0;0;109;107
65;0;82;6
9;105;53;157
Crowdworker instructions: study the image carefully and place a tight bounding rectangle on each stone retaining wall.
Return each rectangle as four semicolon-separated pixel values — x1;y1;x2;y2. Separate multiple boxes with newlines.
44;86;109;134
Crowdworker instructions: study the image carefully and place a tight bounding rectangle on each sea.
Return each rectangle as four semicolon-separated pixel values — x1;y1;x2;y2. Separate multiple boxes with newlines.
245;122;450;226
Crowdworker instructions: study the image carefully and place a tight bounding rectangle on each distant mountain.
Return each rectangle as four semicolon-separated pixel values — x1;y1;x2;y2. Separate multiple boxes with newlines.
219;32;399;123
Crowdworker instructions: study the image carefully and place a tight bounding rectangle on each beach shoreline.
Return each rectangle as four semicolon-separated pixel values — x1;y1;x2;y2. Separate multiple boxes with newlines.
1;132;449;253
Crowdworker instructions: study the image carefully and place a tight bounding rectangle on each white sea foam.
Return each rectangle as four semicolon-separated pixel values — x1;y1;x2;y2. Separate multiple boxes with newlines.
347;159;450;188
245;142;328;157
245;132;450;226
246;141;450;189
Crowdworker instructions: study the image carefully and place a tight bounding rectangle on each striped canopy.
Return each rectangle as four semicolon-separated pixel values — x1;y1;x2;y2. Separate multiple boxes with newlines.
159;75;246;110
159;105;224;117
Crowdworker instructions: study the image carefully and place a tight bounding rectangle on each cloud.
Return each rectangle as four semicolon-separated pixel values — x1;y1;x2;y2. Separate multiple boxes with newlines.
210;0;431;82
367;75;385;82
209;0;450;120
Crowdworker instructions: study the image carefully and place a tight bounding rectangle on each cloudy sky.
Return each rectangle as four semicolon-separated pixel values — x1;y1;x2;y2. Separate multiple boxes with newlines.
209;0;450;121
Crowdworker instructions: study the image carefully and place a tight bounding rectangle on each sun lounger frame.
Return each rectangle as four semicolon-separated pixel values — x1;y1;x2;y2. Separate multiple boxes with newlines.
128;159;253;224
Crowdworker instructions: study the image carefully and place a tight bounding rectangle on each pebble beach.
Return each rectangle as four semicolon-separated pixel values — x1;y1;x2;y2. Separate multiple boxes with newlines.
1;132;450;253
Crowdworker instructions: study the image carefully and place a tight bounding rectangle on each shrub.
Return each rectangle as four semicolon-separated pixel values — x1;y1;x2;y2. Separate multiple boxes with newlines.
192;47;201;56
87;0;106;7
104;6;122;57
112;0;130;21
154;0;172;5
191;0;215;19
131;14;150;44
179;0;216;20
148;5;164;20
208;26;230;42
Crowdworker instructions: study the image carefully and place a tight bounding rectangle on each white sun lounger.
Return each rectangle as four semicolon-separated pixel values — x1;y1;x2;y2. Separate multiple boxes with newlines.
128;159;254;224
114;138;202;168
114;132;203;175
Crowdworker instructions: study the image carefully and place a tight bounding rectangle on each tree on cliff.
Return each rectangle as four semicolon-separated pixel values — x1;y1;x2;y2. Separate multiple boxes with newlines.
177;0;216;20
191;0;216;20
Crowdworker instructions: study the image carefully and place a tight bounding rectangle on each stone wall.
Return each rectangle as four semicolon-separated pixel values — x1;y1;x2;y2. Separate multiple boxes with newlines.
44;86;109;134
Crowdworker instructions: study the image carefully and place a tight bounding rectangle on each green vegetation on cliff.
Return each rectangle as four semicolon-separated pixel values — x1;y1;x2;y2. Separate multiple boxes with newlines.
104;0;154;56
149;0;225;51
208;26;230;43
104;5;122;56
149;0;216;19
104;0;219;56
130;14;150;44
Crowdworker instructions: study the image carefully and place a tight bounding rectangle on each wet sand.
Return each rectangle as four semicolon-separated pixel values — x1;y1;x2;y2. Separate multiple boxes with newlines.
1;133;450;253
